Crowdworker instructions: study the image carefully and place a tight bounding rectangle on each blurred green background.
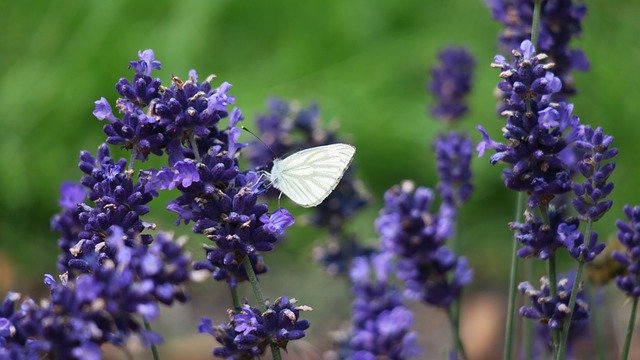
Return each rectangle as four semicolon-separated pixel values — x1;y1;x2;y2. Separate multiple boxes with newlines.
1;0;640;356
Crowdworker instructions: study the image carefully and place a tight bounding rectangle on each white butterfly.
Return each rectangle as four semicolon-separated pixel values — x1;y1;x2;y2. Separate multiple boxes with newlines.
267;143;356;207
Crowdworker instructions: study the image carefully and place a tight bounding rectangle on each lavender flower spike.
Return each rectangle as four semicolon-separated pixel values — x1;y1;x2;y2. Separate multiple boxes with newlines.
477;41;580;207
429;47;476;121
613;205;640;298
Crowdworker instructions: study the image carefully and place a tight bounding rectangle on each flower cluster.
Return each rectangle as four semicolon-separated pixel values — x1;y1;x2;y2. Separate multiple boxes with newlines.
0;227;190;359
57;144;157;274
248;99;371;276
376;181;473;307
529;273;590;357
347;253;420;359
477;40;579;207
486;0;589;99
519;275;589;337
199;297;311;358
614;205;640;298
429;47;476;122
572;125;618;222
50;182;86;272
433;132;474;208
95;50;235;163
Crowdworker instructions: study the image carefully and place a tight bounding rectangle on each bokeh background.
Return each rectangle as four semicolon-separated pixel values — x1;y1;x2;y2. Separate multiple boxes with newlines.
1;0;640;358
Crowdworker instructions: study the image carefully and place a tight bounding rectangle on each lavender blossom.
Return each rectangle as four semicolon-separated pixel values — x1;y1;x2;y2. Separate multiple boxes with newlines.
50;182;86;272
429;47;476;121
376;181;472;307
530;272;590;358
1;226;190;359
519;275;589;335
572;125;617;222
477;41;580;207
433;132;474;207
348;253;420;359
97;50;237;163
486;0;589;99
613;205;640;298
65;144;157;273
199;297;311;358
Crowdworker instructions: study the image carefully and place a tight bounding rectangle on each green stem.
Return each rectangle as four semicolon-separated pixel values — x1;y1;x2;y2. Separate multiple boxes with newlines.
189;133;201;161
143;317;160;360
554;260;584;360
448;306;469;360
539;204;560;357
586;283;607;360
531;0;543;49
522;260;534;360
229;284;240;309
241;257;283;360
621;297;639;360
503;191;526;360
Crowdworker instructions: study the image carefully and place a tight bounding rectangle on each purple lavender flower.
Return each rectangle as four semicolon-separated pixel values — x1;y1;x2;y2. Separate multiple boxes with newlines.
530;272;590;358
613;205;640;298
50;182;86;272
486;0;589;99
66;144;157;273
182;169;294;287
429;47;476;121
376;181;472;307
572;125;617;222
433;132;474;207
199;297;311;358
477;41;580;207
519;275;589;335
1;225;191;359
348;253;420;359
97;50;239;163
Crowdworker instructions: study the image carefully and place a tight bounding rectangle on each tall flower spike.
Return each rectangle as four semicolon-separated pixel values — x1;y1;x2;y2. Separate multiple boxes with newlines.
376;181;472;307
613;205;640;298
433;132;474;208
486;0;589;99
477;41;580;207
199;297;311;358
572;125;617;222
348;253;420;359
429;47;476;122
519;275;589;333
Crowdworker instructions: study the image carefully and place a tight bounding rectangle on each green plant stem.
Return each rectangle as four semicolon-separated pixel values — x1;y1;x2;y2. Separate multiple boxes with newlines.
229;284;240;309
503;191;526;360
241;257;282;360
538;204;560;357
554;260;584;360
143;317;160;360
447;306;469;360
586;283;607;360
621;296;639;360
531;0;543;49
522;260;534;360
189;133;201;161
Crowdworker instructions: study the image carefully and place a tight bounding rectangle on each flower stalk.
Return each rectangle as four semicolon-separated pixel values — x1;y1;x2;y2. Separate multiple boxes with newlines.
504;191;525;360
621;296;639;360
242;257;283;360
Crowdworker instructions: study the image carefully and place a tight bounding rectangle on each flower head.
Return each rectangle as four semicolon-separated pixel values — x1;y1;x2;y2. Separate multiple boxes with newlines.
429;47;476;121
348;253;420;359
613;205;640;298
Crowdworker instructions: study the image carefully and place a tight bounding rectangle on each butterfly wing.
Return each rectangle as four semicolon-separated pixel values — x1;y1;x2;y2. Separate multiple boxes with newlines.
272;143;356;207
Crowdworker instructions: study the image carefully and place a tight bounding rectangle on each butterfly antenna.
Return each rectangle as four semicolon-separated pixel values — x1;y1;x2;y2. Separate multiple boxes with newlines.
241;126;278;159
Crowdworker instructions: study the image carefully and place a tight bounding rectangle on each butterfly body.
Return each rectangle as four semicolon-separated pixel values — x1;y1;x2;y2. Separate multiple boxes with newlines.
268;143;356;207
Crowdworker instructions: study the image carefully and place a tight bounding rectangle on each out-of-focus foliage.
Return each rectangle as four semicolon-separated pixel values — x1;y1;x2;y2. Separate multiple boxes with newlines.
1;0;639;291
